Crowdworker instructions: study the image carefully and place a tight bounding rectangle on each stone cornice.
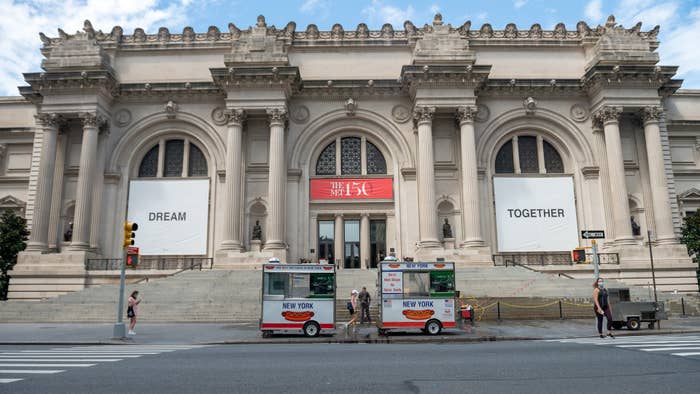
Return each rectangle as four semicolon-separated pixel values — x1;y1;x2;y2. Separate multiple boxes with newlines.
583;64;681;96
118;82;224;99
210;66;301;96
296;79;405;99
479;78;584;97
37;15;659;51
21;70;118;99
401;65;491;98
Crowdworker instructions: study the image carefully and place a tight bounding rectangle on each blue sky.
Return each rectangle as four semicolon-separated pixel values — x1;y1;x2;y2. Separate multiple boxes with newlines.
0;0;699;95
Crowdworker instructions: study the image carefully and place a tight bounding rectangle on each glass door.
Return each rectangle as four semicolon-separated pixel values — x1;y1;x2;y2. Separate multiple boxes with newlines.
318;220;334;264
344;219;360;269
370;219;386;268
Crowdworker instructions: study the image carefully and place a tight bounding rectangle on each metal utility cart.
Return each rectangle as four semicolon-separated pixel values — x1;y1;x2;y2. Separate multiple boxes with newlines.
607;288;667;330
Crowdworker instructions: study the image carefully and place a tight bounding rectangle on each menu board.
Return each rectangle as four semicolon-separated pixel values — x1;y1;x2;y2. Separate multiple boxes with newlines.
382;271;403;294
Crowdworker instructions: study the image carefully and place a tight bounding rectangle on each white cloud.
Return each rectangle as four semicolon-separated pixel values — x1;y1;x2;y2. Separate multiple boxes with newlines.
300;0;322;13
584;0;604;22
514;0;527;9
430;4;440;14
0;0;197;96
361;0;416;28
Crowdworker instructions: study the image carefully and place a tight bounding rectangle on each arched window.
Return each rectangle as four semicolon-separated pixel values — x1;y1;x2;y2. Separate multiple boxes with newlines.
494;135;564;174
314;136;387;176
137;138;208;178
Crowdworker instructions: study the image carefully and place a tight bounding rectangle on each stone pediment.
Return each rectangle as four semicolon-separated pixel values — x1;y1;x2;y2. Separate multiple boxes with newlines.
678;188;700;200
40;20;111;72
225;15;290;66
0;195;25;208
412;14;474;65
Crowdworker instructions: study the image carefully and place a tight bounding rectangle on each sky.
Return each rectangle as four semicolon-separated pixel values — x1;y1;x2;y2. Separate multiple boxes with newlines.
0;0;699;96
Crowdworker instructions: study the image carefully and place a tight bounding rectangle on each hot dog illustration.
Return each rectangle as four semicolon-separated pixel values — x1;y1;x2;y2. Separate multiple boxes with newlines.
281;311;315;322
402;309;435;320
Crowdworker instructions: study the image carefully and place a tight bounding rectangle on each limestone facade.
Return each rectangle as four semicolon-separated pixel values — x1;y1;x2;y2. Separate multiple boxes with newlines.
1;15;699;298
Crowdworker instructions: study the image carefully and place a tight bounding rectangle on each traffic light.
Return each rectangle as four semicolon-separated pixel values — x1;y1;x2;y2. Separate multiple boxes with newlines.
123;221;138;248
126;253;139;268
571;248;586;263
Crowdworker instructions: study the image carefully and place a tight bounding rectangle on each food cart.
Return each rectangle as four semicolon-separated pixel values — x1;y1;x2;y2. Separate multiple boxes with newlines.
260;263;336;337
377;258;456;335
607;288;667;330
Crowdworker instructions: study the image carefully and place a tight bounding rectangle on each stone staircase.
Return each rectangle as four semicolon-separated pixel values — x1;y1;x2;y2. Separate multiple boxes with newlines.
0;266;696;323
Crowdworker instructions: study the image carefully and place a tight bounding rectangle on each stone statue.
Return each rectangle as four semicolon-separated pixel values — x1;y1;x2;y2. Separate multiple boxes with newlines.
252;220;262;240
63;222;73;242
442;218;453;238
630;216;641;236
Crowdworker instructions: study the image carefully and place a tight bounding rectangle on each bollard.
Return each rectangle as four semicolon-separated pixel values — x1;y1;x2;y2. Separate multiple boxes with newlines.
681;297;686;317
497;301;501;321
559;300;563;320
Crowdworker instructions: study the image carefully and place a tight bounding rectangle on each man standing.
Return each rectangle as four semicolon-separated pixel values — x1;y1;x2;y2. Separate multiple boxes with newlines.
359;286;371;324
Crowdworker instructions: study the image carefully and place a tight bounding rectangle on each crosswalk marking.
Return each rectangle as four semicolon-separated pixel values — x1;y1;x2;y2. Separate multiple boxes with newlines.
547;335;700;359
0;344;206;385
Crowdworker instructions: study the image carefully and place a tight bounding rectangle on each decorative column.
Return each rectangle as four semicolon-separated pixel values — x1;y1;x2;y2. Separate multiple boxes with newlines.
360;213;370;269
90;129;109;251
69;112;101;251
642;106;676;244
456;106;484;247
414;106;440;248
591;122;616;240
263;108;287;251
334;214;344;269
26;113;60;252
219;109;246;252
595;106;634;244
47;134;67;250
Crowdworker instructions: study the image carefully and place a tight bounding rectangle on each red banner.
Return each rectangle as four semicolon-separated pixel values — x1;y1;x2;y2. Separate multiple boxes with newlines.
310;178;393;200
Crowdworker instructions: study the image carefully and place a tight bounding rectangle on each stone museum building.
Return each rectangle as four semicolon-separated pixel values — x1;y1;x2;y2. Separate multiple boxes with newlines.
1;14;699;299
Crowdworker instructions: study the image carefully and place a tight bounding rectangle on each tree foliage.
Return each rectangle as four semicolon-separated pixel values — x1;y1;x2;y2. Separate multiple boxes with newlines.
680;210;700;266
0;210;29;300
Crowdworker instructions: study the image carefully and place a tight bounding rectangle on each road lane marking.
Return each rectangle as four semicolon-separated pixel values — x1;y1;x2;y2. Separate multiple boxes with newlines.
640;347;700;352
0;363;96;367
0;354;141;358
672;352;700;356
617;342;700;347
0;359;121;362
0;370;64;374
0;378;23;383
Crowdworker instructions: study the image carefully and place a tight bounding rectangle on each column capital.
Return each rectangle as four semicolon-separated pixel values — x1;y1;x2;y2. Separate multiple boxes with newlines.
266;107;288;126
34;113;62;128
641;106;664;125
80;112;107;129
592;106;623;126
455;106;477;125
413;106;435;127
225;108;247;126
334;213;344;218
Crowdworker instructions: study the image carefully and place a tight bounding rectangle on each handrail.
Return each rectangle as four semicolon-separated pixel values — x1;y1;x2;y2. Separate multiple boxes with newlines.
493;252;619;267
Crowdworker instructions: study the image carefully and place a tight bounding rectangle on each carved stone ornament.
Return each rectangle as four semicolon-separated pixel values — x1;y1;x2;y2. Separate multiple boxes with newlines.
456;106;478;123
81;112;99;128
523;96;537;115
344;98;357;116
164;100;178;119
225;108;246;125
0;143;6;161
475;104;490;123
413;106;435;125
391;105;411;124
114;109;132;127
592;106;623;125
642;106;664;123
35;113;61;128
211;107;228;126
266;108;288;125
569;104;589;122
290;105;310;124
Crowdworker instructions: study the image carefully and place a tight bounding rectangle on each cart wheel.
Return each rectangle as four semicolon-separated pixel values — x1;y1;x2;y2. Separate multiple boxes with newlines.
425;320;442;335
648;322;655;329
626;318;640;331
612;322;623;330
303;321;320;337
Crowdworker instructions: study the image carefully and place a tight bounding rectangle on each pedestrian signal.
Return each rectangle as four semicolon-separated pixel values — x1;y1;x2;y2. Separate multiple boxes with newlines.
571;248;586;263
126;253;139;268
123;221;138;248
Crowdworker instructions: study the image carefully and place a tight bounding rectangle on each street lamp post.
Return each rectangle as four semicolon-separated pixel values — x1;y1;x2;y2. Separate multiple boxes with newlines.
647;230;660;330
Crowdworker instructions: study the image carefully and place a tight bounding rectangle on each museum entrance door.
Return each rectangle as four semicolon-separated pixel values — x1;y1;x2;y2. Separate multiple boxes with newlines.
344;219;360;269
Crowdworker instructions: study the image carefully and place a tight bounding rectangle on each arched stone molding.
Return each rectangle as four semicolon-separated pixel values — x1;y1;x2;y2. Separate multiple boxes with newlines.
107;111;225;175
289;109;414;171
477;108;596;172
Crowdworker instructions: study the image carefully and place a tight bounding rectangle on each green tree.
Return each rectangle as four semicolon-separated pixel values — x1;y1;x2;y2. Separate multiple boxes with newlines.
680;210;700;266
0;210;29;300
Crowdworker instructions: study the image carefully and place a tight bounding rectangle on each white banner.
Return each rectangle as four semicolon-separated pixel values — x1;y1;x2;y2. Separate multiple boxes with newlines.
494;177;578;252
127;179;209;255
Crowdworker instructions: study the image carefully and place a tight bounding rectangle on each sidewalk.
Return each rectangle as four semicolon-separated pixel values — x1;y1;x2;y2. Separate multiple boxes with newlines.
2;317;699;345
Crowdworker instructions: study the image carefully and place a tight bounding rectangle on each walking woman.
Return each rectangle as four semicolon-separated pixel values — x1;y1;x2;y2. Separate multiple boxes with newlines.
593;278;614;338
127;290;141;336
347;289;359;329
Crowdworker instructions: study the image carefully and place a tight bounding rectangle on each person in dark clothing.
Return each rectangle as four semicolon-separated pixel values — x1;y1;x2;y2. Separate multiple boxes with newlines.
593;278;614;339
358;286;371;324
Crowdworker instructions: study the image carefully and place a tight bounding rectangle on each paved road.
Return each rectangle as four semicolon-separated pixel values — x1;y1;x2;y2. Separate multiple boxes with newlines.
2;335;700;393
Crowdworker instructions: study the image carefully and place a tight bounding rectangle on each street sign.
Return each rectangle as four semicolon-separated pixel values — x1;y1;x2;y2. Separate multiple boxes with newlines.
581;230;605;239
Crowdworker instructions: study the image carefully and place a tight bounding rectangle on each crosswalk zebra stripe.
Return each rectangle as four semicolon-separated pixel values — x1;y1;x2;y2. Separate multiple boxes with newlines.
0;370;64;374
0;355;141;358
640;347;700;352
0;363;96;368
672;352;700;356
0;378;23;383
0;359;121;362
